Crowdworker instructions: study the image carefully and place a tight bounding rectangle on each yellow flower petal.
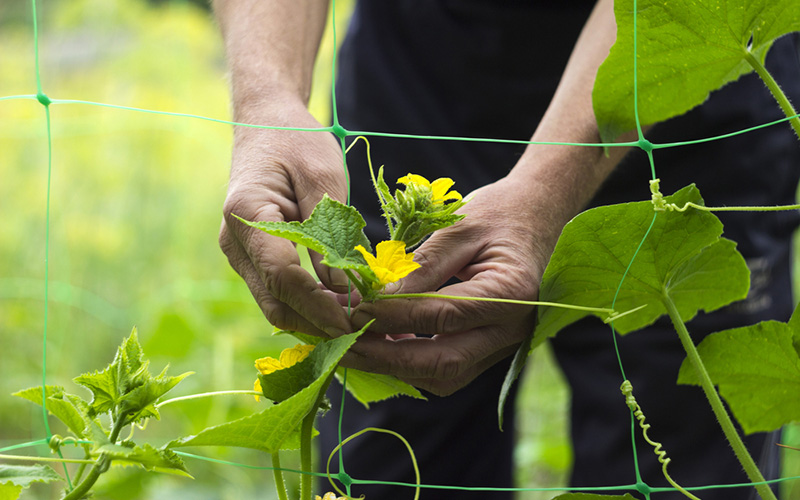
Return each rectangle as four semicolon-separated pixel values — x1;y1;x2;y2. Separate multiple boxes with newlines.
315;493;348;500
430;177;462;204
253;379;262;402
255;344;315;375
397;173;431;188
279;343;314;367
254;356;283;375
356;240;421;287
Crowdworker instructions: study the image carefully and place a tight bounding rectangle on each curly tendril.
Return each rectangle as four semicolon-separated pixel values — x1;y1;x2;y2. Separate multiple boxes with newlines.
620;380;701;500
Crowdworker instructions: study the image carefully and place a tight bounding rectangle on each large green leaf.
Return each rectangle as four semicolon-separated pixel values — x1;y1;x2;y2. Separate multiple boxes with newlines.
168;330;363;454
283;331;425;406
677;305;800;434
535;184;748;340
499;185;750;424
236;194;373;273
594;0;800;142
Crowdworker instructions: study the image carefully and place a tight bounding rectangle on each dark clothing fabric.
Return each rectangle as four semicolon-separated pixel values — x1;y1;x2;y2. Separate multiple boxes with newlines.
320;1;800;498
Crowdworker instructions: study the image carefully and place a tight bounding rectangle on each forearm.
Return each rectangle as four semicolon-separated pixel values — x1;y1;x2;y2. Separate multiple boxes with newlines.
509;0;629;239
212;0;329;121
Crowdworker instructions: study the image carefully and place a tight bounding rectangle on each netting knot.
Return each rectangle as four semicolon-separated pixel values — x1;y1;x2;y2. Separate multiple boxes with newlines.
636;480;653;496
36;92;52;107
336;471;353;488
637;138;654;153
331;123;348;139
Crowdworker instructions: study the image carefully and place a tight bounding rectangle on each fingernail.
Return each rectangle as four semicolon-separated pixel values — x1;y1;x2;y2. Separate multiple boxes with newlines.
350;309;375;329
330;269;350;288
324;325;347;338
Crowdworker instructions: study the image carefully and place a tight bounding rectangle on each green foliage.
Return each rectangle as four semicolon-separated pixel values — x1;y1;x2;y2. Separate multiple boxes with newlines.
677;304;800;434
534;185;749;340
73;328;193;426
236;195;372;274
170;329;364;454
13;385;94;440
594;0;800;142
0;464;61;500
500;185;750;425
285;330;425;406
372;166;466;249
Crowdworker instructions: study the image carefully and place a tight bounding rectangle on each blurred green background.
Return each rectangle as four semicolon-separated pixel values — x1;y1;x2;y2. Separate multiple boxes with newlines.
1;1;797;499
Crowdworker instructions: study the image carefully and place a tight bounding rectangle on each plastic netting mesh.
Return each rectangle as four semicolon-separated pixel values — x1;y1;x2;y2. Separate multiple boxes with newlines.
1;0;799;499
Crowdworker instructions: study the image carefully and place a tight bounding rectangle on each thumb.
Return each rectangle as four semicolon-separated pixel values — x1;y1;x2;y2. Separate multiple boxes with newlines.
389;229;477;294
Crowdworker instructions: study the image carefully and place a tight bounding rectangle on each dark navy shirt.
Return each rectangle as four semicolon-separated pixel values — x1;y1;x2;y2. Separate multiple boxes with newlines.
336;0;800;328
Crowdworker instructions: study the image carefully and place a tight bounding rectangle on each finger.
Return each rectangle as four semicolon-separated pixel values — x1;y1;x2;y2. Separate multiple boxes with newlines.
309;250;352;294
220;203;352;337
397;346;519;396
341;324;524;382
220;223;337;337
352;270;535;336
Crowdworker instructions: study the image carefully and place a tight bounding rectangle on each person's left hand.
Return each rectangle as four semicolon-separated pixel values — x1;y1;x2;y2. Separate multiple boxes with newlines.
343;175;556;396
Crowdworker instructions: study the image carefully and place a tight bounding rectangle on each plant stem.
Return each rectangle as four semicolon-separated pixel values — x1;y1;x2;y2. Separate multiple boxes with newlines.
744;49;800;139
155;390;262;409
272;452;289;500
662;291;777;500
63;413;127;500
300;371;336;500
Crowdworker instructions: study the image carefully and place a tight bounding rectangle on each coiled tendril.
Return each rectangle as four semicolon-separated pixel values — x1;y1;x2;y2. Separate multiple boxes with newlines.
620;380;701;500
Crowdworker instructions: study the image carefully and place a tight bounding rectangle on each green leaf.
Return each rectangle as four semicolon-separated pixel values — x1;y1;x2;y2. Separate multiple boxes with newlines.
169;330;364;454
281;330;424;406
535;185;748;341
497;331;535;431
500;185;750;424
335;368;425;408
594;0;800;142
74;328;192;425
93;443;191;477
677;314;800;434
119;367;193;423
0;483;23;500
235;194;372;273
13;386;92;439
0;464;62;488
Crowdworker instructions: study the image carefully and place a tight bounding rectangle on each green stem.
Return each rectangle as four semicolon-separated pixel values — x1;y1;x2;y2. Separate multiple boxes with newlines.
744;49;800;139
272;453;289;500
376;292;616;314
343;269;371;300
0;454;94;465
155;390;261;409
63;413;127;500
300;371;337;500
662;291;777;500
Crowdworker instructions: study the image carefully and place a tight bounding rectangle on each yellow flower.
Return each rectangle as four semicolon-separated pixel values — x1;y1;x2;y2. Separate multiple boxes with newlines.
315;493;349;500
397;173;462;205
355;240;421;288
256;344;315;375
253;344;315;402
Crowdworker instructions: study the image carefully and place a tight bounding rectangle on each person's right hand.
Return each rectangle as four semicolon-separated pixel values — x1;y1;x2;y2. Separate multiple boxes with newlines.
219;98;353;338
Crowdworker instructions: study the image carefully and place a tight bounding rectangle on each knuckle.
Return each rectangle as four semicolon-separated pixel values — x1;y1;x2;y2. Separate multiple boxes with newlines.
429;349;467;381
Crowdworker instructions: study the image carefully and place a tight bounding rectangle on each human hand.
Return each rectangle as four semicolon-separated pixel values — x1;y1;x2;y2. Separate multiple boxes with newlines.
219;98;353;338
344;176;557;396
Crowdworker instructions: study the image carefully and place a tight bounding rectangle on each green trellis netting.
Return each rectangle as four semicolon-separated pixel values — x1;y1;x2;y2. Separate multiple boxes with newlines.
2;0;800;499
